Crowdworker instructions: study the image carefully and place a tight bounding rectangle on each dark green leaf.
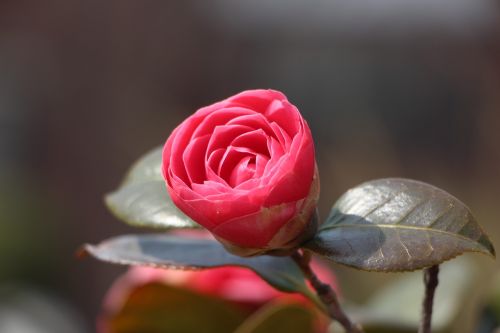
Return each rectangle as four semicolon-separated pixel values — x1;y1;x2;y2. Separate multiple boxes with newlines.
305;178;495;272
105;146;200;229
106;283;245;333
106;182;199;229
234;303;315;333
85;234;317;301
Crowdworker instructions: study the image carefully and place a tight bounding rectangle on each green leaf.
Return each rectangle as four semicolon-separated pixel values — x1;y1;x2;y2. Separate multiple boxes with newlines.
234;303;315;333
105;146;200;229
84;234;316;300
305;178;495;272
106;181;200;229
122;146;164;186
105;282;245;333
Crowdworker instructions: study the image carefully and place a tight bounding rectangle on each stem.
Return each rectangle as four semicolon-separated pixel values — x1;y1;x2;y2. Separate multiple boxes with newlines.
418;265;440;333
292;250;364;333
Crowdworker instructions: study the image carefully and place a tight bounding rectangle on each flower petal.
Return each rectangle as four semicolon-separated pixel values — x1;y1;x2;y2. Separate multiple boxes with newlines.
206;124;253;154
212;202;298;248
228;156;255;187
192;107;255;139
182;134;210;184
227;89;287;113
231;129;269;157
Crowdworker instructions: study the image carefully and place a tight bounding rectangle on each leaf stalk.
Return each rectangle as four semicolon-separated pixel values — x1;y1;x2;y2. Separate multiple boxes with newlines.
419;265;440;333
292;250;364;333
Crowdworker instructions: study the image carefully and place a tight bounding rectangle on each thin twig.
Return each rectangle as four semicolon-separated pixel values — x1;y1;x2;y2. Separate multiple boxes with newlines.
292;250;364;333
418;265;440;333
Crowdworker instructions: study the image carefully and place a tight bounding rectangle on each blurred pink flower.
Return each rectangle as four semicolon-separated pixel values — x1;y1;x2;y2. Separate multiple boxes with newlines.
99;260;337;333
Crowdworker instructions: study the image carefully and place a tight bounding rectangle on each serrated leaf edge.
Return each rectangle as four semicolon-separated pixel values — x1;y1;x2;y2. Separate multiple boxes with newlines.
84;242;308;295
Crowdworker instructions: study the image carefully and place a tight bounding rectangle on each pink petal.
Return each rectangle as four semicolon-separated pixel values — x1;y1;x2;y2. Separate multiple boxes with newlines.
262;151;288;180
211;202;297;248
192;107;255;139
164;122;199;185
270;122;292;151
226;89;287;113
234;177;263;191
264;136;315;206
228;156;255;187
206;124;253;154
185;195;261;226
266;100;301;137
206;149;228;184
166;184;215;229
231;129;269;157
254;154;269;178
266;136;284;161
182;134;210;184
191;180;229;197
226;113;275;137
218;147;252;183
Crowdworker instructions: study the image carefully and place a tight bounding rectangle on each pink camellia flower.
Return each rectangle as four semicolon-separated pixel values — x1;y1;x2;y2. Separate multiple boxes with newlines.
162;89;319;255
99;263;338;333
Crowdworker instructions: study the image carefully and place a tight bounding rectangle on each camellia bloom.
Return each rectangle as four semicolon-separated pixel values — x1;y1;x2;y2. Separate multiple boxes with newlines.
162;89;319;255
102;263;338;314
99;263;338;333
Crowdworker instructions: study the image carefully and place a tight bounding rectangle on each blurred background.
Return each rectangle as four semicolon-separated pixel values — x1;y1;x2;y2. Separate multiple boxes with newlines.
0;1;500;332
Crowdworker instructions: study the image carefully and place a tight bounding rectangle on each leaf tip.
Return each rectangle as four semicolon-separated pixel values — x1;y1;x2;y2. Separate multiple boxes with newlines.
75;244;93;259
477;234;496;259
103;191;127;223
103;191;117;210
484;243;496;259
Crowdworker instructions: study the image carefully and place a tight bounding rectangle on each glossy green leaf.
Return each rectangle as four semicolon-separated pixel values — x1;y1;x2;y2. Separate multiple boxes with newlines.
234;303;315;333
122;146;164;185
305;178;495;272
84;234;316;301
106;181;199;229
105;283;245;333
105;146;200;229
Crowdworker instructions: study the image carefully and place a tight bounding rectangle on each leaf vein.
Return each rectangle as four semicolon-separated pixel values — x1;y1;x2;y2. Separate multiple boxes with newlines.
395;199;427;225
427;203;455;228
396;230;412;262
319;224;487;250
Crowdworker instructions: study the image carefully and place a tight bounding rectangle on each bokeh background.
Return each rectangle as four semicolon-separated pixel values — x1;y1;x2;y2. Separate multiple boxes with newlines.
1;1;500;332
